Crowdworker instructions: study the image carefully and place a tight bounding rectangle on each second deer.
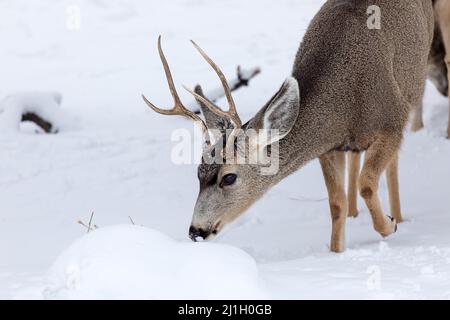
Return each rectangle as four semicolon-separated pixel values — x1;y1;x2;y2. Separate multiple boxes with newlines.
413;0;450;139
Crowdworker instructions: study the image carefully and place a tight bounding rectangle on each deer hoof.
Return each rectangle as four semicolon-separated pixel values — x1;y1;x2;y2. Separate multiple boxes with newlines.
388;216;398;233
376;216;397;238
348;210;359;218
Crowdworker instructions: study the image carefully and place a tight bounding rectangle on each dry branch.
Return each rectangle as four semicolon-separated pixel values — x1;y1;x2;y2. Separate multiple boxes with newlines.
77;212;99;233
21;112;55;133
190;66;261;114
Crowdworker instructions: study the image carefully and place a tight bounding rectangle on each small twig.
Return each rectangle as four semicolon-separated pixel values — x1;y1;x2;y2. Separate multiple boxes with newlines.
77;212;99;233
288;196;328;203
128;216;136;225
87;212;94;233
77;220;97;232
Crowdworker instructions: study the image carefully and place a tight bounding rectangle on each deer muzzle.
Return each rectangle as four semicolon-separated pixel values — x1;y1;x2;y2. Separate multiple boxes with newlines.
189;220;222;242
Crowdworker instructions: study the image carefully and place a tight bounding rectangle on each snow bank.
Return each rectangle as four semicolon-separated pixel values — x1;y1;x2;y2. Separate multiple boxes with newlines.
31;226;267;300
0;92;74;133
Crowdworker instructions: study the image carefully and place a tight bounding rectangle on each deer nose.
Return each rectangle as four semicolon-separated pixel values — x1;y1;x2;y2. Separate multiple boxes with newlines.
189;225;211;242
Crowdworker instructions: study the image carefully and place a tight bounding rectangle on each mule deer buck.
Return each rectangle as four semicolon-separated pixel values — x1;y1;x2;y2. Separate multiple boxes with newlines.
412;0;450;139
143;0;434;252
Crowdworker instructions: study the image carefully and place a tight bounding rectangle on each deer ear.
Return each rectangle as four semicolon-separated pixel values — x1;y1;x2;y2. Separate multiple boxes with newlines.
194;85;234;135
249;77;299;146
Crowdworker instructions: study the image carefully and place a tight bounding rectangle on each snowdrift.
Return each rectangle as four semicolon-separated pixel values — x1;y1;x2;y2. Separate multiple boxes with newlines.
28;226;267;300
0;92;74;133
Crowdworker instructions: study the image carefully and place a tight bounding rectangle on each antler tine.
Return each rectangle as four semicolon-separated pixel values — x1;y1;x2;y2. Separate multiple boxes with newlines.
142;36;211;145
157;35;182;107
190;40;242;128
182;85;230;119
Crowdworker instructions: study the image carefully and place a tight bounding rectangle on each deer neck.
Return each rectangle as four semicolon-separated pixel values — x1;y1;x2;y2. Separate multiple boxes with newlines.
270;90;341;184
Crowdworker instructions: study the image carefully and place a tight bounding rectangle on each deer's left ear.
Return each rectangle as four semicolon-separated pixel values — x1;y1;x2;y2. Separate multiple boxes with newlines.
249;77;300;146
194;85;234;139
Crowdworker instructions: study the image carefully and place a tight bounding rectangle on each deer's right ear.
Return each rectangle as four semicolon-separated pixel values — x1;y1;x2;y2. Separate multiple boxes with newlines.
248;77;300;146
194;85;234;135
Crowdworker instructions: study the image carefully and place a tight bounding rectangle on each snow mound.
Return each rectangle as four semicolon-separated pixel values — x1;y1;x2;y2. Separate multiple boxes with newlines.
33;226;267;300
0;92;74;133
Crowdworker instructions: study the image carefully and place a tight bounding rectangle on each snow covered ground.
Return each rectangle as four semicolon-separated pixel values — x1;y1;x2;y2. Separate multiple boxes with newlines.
1;0;450;299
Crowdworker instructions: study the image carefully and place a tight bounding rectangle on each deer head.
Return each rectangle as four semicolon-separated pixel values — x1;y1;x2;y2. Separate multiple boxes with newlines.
143;37;300;241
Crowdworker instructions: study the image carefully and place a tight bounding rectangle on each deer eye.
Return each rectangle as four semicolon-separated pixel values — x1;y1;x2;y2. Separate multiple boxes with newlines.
220;174;237;187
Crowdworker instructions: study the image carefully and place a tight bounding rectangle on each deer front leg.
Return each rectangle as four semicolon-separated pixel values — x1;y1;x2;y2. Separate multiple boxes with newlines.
386;153;403;223
347;152;361;218
359;134;400;238
320;151;347;253
411;103;424;132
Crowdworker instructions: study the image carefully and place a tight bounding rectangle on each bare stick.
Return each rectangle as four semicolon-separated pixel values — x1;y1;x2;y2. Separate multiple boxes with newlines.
77;220;98;232
77;212;99;233
87;212;94;233
190;66;261;114
21;112;55;133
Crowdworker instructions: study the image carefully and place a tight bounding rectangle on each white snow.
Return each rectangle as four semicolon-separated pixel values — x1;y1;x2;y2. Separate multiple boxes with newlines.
1;0;450;300
16;226;265;300
0;92;74;133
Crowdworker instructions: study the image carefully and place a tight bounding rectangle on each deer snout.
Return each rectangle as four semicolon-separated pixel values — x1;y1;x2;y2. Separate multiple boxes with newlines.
188;224;219;242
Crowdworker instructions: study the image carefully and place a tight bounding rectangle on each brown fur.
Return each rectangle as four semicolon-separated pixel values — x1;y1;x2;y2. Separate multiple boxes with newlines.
386;153;402;222
149;0;434;252
320;151;347;252
269;0;432;251
194;0;433;252
413;0;450;138
347;152;361;218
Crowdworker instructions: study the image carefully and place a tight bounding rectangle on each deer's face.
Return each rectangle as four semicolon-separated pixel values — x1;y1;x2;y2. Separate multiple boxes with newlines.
190;162;266;241
142;37;299;242
189;78;300;241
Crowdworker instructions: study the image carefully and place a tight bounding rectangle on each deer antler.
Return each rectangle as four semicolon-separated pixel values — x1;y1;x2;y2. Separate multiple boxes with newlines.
184;40;242;130
142;36;211;145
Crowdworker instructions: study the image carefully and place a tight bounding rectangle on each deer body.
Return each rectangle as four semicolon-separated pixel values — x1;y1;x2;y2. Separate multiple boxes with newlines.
268;0;433;252
144;0;434;252
275;0;431;174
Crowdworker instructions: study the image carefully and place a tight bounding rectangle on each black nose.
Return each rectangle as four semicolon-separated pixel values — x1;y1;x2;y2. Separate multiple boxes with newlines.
189;226;210;242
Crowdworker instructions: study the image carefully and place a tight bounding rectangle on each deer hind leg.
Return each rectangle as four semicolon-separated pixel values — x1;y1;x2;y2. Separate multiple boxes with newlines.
347;152;361;218
358;134;401;238
320;151;347;253
386;153;403;223
411;103;424;132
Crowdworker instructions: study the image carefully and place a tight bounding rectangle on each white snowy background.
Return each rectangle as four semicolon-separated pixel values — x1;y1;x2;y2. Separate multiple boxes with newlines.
1;0;450;299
